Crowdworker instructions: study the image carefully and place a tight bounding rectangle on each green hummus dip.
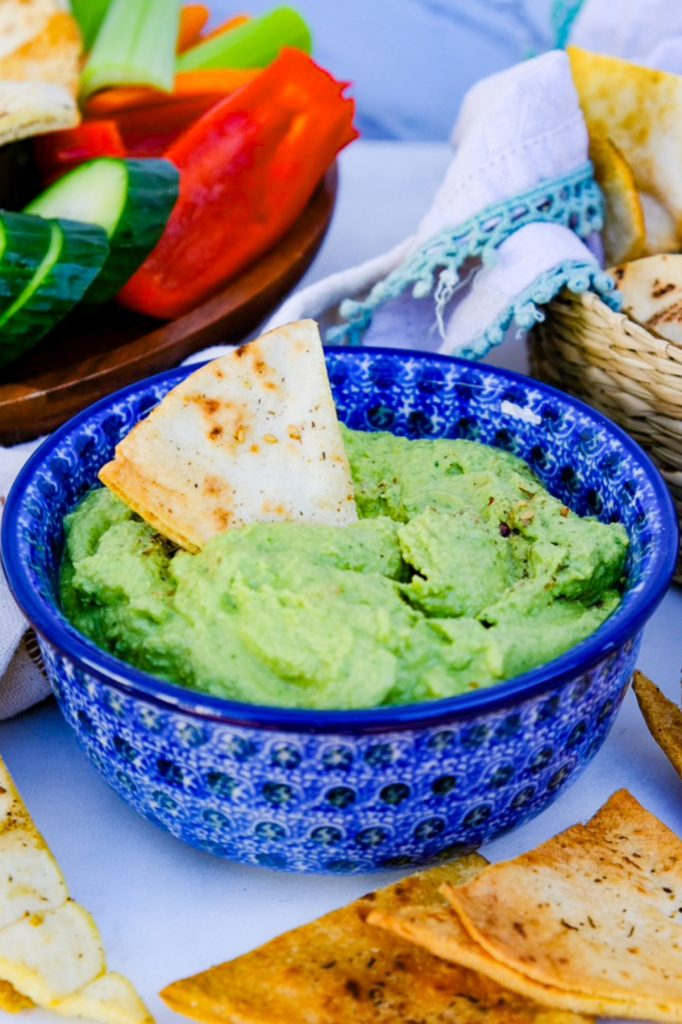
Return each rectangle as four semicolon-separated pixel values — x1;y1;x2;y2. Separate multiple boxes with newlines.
60;428;628;710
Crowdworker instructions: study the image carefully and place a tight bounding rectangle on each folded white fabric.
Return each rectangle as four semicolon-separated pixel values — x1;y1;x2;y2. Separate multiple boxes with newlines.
272;50;617;356
0;440;51;717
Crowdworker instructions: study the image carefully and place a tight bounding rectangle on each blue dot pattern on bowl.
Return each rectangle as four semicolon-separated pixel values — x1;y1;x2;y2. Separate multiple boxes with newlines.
7;349;672;872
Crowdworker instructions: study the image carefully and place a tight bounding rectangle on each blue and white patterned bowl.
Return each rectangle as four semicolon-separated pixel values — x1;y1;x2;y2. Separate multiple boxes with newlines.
2;349;677;873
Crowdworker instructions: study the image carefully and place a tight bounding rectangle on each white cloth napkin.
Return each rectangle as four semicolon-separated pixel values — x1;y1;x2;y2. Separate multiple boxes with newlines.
0;441;51;717
270;50;615;359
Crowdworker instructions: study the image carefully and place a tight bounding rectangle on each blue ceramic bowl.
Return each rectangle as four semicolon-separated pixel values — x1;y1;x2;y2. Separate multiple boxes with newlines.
2;349;677;873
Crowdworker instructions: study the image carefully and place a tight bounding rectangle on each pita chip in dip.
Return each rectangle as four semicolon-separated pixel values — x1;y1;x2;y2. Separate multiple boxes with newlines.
99;320;358;552
161;855;591;1024
377;790;682;1022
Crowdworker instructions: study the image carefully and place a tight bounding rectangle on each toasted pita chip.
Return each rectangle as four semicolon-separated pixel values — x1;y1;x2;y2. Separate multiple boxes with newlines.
0;755;154;1023
589;135;644;264
370;885;672;1020
161;854;591;1024
0;79;78;146
0;899;105;1004
0;754;68;931
633;670;682;779
611;253;682;344
569;47;682;238
640;192;680;255
100;320;358;552
54;972;155;1024
0;12;82;95
0;0;67;62
438;791;682;1022
0;980;33;1013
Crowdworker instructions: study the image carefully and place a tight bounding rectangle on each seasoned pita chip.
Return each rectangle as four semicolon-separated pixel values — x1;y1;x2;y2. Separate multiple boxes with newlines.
569;47;682;239
0;79;78;146
0;899;105;1004
54;971;155;1024
161;855;591;1024
633;670;682;779
440;790;682;1022
589;135;644;264
0;12;82;95
0;980;33;1013
0;0;67;62
0;755;154;1023
640;193;680;255
100;320;358;552
611;253;682;344
0;754;68;931
370;885;671;1021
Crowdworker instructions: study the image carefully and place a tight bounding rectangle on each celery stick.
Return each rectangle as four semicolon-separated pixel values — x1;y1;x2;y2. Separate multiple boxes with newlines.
80;0;182;98
70;0;112;50
176;6;313;72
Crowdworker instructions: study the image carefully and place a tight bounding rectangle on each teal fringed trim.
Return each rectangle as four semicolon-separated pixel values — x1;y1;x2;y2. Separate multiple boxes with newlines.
551;0;587;47
328;163;603;347
453;261;621;361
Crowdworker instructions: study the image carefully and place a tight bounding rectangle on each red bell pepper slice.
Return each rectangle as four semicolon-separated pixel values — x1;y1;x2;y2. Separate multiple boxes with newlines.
113;94;230;157
33;120;126;180
118;48;357;319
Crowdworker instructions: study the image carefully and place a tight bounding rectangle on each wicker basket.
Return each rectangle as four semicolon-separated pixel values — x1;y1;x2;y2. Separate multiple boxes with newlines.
530;290;682;580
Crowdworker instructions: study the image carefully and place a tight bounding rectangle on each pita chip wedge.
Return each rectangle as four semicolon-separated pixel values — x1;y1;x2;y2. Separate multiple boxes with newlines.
369;883;671;1021
569;47;682;241
161;854;591;1024
0;747;68;930
0;79;78;146
0;11;82;95
633;670;682;780
434;790;682;1022
0;0;67;62
0;754;154;1024
588;135;644;264
640;192;680;255
100;320;358;552
0;980;33;1013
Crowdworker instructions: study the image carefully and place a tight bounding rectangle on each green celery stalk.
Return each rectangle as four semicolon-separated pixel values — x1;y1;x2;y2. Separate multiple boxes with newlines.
70;0;113;50
80;0;182;98
176;6;312;72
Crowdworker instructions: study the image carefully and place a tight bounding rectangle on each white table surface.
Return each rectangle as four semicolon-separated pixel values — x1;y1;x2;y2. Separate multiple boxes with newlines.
2;140;681;1024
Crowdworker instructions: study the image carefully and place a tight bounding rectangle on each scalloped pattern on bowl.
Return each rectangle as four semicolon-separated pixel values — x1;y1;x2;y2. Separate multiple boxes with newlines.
3;349;676;872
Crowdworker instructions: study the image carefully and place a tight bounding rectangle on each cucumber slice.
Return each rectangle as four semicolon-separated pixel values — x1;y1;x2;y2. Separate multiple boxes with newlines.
26;157;179;304
0;218;109;370
0;211;54;317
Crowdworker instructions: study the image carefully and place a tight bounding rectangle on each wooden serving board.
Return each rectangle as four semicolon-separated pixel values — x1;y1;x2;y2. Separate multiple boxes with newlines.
0;166;338;445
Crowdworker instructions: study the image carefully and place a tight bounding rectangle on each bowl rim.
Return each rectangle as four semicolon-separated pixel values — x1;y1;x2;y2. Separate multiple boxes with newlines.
2;346;678;733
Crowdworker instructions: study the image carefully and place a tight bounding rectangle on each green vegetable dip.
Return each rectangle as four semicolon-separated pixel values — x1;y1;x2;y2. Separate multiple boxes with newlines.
60;427;628;709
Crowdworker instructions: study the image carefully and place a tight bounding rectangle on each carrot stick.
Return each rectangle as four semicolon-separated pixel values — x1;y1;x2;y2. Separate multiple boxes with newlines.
177;5;210;52
175;68;260;92
200;14;251;43
85;68;260;115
